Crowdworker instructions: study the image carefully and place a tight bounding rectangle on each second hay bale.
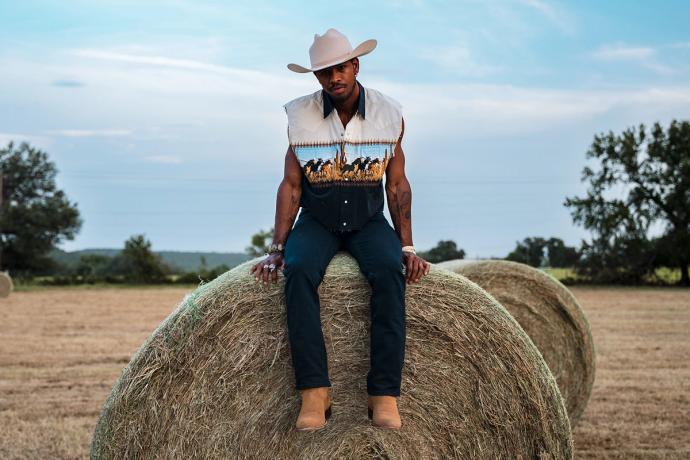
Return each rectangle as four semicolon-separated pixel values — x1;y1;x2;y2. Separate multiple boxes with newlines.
437;258;595;426
0;272;13;298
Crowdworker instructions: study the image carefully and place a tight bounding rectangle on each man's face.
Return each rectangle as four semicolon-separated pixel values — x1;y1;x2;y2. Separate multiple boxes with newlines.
313;58;359;102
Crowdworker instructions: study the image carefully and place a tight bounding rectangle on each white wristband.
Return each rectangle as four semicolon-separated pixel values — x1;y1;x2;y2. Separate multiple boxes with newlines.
402;245;416;254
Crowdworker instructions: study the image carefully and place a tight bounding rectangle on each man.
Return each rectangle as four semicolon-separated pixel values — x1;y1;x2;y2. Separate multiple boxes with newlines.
250;28;430;431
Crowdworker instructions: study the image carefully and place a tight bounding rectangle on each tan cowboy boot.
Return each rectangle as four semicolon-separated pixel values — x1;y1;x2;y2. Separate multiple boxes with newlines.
367;395;402;429
296;387;332;431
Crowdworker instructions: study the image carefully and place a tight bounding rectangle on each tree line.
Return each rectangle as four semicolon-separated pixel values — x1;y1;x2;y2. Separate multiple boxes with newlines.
1;119;688;286
37;233;230;286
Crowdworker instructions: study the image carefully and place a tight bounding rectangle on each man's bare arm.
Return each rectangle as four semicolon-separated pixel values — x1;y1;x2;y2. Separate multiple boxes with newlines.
250;146;301;284
385;120;412;246
273;146;302;245
385;119;430;284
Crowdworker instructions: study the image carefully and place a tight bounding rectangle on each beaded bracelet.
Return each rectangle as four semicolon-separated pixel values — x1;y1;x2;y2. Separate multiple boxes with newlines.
268;242;285;255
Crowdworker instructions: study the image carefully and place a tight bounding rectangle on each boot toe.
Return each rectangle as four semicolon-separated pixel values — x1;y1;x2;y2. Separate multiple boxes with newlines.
367;396;402;429
370;411;401;429
295;388;331;431
296;417;327;431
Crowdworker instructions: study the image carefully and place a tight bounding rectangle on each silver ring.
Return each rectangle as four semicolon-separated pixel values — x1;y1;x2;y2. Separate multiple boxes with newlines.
263;264;269;270
268;264;276;271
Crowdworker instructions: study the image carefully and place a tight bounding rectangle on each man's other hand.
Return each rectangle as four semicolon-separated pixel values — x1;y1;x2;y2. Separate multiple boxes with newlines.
249;253;285;286
402;252;430;284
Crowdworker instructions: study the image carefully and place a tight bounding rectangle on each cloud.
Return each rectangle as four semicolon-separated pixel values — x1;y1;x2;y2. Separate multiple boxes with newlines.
370;79;690;139
62;47;313;101
144;155;183;164
5;45;690;165
417;44;501;77
52;79;86;88
592;43;675;75
70;48;268;80
517;0;576;35
593;44;655;61
380;0;430;9
0;133;51;148
46;129;132;137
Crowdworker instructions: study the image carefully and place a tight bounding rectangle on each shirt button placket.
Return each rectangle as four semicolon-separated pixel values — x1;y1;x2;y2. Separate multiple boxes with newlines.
341;129;350;229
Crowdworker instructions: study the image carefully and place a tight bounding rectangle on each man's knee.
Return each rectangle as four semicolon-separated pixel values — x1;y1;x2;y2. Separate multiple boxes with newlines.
284;255;324;285
363;256;404;284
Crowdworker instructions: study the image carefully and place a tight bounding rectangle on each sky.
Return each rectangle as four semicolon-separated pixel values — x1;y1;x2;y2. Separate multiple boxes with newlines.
1;0;689;257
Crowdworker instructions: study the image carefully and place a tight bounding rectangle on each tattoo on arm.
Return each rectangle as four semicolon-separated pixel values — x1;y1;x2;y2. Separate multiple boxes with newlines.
387;182;412;239
388;193;400;234
273;181;301;243
399;190;411;220
286;192;300;231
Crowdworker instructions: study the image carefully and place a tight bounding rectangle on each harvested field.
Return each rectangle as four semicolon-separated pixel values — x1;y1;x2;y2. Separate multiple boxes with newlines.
0;288;190;460
570;287;690;459
0;285;689;459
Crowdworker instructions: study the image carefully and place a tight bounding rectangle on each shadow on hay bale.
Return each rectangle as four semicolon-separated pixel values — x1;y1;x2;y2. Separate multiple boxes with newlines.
0;272;13;298
92;253;572;459
436;258;595;427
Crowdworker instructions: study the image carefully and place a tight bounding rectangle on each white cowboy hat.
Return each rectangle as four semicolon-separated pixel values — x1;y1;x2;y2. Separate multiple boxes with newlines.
287;28;377;73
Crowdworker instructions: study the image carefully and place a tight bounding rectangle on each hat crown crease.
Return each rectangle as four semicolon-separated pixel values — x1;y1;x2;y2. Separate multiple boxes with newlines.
309;29;353;68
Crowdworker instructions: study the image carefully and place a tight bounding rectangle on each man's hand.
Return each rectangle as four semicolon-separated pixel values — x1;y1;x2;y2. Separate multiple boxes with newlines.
249;253;285;286
403;251;431;284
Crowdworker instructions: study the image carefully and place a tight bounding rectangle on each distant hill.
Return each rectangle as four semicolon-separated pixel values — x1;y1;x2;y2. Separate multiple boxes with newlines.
50;248;252;272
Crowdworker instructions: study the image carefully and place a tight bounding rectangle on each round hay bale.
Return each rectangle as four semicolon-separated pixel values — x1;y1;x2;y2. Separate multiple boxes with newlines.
0;272;13;298
92;253;572;459
436;259;595;426
431;258;480;272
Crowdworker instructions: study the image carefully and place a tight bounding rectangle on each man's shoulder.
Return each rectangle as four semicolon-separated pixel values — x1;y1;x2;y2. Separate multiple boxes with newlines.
283;90;322;113
362;86;402;112
362;86;402;127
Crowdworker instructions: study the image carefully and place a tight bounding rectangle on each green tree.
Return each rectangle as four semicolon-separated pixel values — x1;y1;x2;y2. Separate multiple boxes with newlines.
0;141;82;274
120;234;168;283
418;240;466;264
545;237;580;268
506;237;547;267
564;120;690;285
74;254;111;281
246;227;274;257
574;234;655;284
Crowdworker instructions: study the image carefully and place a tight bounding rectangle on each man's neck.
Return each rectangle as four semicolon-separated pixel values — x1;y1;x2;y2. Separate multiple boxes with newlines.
333;81;360;121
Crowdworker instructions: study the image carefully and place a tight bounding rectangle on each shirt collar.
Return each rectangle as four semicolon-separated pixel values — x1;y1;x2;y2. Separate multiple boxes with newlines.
322;81;366;119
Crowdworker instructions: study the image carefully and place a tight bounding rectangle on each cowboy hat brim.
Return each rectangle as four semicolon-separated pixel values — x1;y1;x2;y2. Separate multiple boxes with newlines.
287;39;377;73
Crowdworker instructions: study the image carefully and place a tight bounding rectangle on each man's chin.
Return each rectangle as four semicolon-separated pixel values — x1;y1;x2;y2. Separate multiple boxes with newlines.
328;86;354;101
327;86;353;101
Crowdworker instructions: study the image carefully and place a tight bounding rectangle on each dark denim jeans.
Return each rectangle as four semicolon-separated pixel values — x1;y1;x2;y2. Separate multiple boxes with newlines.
283;209;406;396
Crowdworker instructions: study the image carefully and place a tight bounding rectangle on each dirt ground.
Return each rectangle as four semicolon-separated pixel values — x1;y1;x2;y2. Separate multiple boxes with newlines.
0;286;688;459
